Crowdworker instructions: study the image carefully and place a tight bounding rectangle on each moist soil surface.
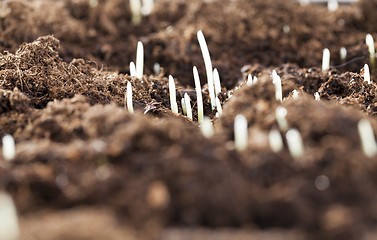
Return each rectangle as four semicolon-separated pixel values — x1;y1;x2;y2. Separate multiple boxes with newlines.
2;0;377;239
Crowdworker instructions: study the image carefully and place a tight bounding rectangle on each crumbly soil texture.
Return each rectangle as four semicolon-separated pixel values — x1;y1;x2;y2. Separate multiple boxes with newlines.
2;0;377;239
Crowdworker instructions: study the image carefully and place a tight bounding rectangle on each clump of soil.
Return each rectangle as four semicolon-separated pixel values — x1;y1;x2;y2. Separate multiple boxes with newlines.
1;0;377;240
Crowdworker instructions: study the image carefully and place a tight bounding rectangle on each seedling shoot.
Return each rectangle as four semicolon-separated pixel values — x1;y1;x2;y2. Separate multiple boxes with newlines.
358;119;377;158
340;47;347;61
366;34;375;71
184;93;192;120
200;116;214;138
197;30;216;109
213;68;221;95
269;129;284;153
2;134;15;161
275;107;289;132
272;70;282;102
234;115;248;152
363;64;371;84
136;41;144;80
130;0;142;25
286;129;304;159
169;75;178;114
193;66;204;122
322;48;330;71
126;82;134;113
130;62;136;77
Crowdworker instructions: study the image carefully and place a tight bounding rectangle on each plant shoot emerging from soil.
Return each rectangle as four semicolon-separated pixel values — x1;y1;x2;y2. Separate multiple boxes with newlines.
322;48;330;71
197;30;216;109
2;134;15;161
130;62;136;77
136;41;144;80
169;75;178;114
180;96;185;112
130;0;142;25
184;93;192;120
234;115;248;152
366;34;375;70
275;107;289;132
0;192;19;240
200;116;214;138
269;129;283;153
193;66;204;122
286;129;304;159
213;68;221;95
126;82;134;113
153;63;161;75
328;0;338;12
363;64;371;84
215;97;222;116
314;92;320;101
340;47;347;61
358;119;377;158
272;70;282;102
141;0;154;16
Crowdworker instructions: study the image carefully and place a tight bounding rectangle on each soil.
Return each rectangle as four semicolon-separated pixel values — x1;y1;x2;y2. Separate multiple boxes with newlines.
1;0;377;239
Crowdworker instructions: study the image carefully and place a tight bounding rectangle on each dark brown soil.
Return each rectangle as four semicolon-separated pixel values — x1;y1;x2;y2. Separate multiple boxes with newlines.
2;0;377;239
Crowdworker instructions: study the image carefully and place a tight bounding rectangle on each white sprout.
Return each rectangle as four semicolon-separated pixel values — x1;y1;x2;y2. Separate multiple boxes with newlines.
181;97;186;115
234;115;248;152
193;66;204;122
363;64;371;84
130;62;136;77
126;82;134;113
141;0;154;16
292;89;299;99
197;30;216;109
286;129;304;159
358;119;377;158
0;192;19;240
253;76;258;84
269;129;284;153
169;75;178;114
272;70;282;102
322;48;330;71
153;63;160;76
275;107;289;132
328;0;338;12
129;0;142;25
247;74;253;86
184;93;192;120
340;47;347;61
200;116;214;138
314;92;320;101
366;34;375;70
136;41;144;80
2;134;15;161
299;0;310;6
213;68;221;95
215;97;222;116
